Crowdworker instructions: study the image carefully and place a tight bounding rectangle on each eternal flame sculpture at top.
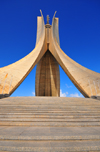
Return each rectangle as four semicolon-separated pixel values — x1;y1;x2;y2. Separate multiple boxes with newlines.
0;10;100;98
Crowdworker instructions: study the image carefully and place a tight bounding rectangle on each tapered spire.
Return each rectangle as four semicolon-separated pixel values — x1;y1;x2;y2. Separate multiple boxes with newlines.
46;15;50;24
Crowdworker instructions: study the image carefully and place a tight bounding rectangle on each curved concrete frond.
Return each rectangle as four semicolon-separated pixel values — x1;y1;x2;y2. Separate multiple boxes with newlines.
49;13;100;97
0;13;46;96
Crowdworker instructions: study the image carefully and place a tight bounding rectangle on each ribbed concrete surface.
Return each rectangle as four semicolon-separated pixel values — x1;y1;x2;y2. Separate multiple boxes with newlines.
0;97;100;151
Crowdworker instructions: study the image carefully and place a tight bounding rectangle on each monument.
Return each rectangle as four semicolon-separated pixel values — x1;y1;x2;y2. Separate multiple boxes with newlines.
0;11;100;151
0;10;100;98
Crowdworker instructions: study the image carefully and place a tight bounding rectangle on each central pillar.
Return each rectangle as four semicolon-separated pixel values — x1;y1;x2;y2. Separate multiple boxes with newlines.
35;50;60;96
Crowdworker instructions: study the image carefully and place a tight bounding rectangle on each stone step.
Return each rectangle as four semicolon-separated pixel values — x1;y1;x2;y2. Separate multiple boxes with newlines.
0;118;100;122
0;113;100;117
1;108;100;110
0;115;100;118
3;108;98;110
0;141;100;152
0;111;100;113
0;113;100;115
0;126;99;137
1;102;100;106
0;112;100;115
1;107;100;110
0;104;99;107
0;135;100;140
0;121;100;127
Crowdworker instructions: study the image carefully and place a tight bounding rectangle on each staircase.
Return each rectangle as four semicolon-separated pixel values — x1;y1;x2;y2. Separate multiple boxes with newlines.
0;97;100;151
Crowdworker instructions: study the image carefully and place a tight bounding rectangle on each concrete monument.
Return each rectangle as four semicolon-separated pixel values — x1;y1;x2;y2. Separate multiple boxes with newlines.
0;10;100;98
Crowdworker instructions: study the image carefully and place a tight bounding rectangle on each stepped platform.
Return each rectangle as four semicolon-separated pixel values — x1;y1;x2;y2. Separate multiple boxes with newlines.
0;97;100;151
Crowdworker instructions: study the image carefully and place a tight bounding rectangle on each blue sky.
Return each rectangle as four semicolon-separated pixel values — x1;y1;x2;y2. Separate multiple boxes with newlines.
0;0;100;97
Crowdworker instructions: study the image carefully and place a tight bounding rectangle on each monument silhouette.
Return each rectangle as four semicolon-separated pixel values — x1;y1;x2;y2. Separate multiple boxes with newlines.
0;10;100;98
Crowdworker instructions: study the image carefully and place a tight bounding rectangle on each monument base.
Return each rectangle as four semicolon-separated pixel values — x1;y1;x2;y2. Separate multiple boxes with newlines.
0;94;9;99
0;97;100;151
91;95;100;100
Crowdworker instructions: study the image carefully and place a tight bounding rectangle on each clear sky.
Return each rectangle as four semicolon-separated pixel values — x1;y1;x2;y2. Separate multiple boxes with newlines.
0;0;100;97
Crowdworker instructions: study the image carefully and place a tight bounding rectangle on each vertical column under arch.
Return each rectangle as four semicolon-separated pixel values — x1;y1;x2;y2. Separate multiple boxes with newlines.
35;50;60;96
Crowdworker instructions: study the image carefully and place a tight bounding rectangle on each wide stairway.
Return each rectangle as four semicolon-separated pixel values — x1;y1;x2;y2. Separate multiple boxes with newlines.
0;97;100;151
